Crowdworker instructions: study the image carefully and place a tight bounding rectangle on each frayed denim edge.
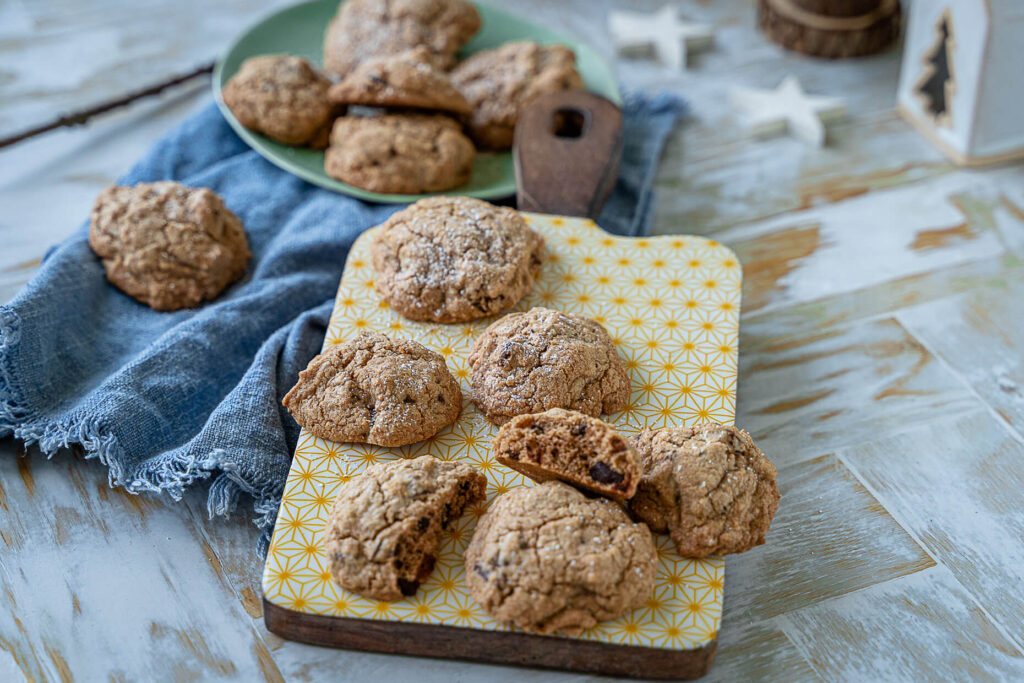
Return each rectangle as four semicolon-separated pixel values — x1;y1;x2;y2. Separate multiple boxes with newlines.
0;305;279;555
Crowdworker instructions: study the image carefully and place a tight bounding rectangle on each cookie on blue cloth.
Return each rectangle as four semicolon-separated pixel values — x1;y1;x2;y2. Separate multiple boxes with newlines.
88;181;250;311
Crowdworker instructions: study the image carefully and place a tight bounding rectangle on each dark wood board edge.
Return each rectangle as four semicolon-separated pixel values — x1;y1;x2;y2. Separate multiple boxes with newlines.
264;598;717;680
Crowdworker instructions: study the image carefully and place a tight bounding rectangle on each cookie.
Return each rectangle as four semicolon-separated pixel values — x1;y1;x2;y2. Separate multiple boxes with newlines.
468;307;630;424
282;332;461;447
371;197;543;323
492;408;641;501
465;481;656;635
221;55;334;148
324;455;487;601
450;41;584;150
88;182;250;311
323;0;481;78
327;46;471;115
629;424;780;558
324;114;475;194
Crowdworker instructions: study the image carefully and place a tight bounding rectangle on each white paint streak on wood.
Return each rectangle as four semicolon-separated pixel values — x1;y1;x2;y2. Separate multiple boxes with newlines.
776;566;1024;681
838;410;1024;654
0;448;283;682
737;317;977;466
898;284;1024;434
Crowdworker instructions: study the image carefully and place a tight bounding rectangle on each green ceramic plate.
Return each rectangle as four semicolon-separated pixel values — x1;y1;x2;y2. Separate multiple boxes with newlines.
213;0;620;203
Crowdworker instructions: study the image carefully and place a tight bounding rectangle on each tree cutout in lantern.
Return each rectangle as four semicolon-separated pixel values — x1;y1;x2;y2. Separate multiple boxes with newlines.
915;13;955;127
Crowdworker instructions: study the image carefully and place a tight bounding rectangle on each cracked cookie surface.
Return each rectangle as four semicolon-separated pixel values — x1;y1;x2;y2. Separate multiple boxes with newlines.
282;332;461;447
88;181;250;311
325;455;486;601
464;481;656;635
323;0;481;77
468;307;630;424
222;55;333;148
371;197;543;322
324;114;475;194
493;408;641;501
327;46;471;115
450;41;584;150
629;424;780;558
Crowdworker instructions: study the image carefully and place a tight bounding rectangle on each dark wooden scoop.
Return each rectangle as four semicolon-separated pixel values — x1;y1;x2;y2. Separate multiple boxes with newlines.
514;90;624;219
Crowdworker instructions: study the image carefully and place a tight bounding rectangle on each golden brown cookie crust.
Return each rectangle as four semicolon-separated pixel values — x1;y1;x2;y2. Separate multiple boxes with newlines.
629;424;780;558
464;481;657;635
493;408;641;501
325;456;487;601
450;41;584;150
371;197;543;323
221;55;333;147
468;308;630;424
282;332;462;447
327;46;471;115
323;0;481;77
324;114;475;194
88;182;250;312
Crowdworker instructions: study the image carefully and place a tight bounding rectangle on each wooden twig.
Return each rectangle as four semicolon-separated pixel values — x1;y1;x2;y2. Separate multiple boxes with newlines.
0;62;216;150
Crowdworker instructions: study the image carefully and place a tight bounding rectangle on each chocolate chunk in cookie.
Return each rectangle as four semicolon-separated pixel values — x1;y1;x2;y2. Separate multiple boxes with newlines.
629;424;780;558
328;46;471;115
323;0;481;78
371;197;543;323
492;408;641;501
468;308;630;424
324;114;475;194
465;481;656;635
450;41;584;150
282;332;461;447
89;182;250;311
325;455;486;601
221;55;334;148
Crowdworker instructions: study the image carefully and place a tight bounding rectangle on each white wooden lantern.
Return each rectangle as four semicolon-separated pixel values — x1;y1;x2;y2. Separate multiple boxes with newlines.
897;0;1024;166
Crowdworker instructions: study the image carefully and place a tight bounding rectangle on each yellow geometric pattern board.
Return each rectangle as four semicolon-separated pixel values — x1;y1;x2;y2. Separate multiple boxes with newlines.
263;213;741;651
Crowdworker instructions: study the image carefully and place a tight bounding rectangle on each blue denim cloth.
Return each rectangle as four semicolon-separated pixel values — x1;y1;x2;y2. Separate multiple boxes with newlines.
0;94;685;550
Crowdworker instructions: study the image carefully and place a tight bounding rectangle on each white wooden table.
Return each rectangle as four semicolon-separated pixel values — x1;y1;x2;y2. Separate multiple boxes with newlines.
3;0;1024;680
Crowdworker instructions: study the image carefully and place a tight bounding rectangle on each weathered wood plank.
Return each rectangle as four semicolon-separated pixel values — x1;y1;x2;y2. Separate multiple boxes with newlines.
776;566;1024;681
716;169;1018;316
838;410;1024;654
898;285;1024;436
737;317;976;466
0;445;284;682
724;454;932;623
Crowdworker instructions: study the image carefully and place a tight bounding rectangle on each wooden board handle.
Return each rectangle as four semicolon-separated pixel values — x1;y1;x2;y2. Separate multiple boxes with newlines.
514;90;624;219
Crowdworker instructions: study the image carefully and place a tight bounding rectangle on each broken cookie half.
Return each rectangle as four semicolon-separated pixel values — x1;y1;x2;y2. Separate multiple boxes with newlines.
492;408;641;501
324;456;486;601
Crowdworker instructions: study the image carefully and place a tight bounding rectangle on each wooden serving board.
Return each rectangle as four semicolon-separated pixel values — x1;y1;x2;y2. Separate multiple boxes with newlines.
262;212;742;679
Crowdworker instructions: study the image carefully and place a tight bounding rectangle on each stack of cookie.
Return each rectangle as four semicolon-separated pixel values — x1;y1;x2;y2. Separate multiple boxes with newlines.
283;196;781;637
221;0;586;194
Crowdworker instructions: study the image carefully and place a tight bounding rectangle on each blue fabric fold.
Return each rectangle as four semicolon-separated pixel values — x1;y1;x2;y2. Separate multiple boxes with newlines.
0;94;685;551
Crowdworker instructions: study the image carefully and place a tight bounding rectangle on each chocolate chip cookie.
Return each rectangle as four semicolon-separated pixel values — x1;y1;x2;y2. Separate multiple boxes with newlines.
323;0;481;77
325;455;487;601
450;41;584;150
88;182;250;311
492;408;641;501
468;308;630;424
324;114;475;194
327;46;471;115
221;55;334;148
282;332;461;447
371;197;543;323
629;424;780;558
465;481;656;635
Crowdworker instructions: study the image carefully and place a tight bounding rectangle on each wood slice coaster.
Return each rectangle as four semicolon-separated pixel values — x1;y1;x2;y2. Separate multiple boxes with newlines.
758;0;901;59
